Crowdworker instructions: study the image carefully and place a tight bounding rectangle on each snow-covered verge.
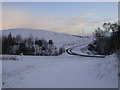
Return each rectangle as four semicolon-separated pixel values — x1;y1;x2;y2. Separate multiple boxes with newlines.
2;53;118;88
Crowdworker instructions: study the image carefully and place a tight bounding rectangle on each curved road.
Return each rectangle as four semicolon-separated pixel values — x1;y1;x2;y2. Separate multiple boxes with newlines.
66;44;106;58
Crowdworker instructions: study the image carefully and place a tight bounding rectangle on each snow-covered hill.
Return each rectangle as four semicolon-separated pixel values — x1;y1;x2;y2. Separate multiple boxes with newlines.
2;28;87;47
1;28;118;88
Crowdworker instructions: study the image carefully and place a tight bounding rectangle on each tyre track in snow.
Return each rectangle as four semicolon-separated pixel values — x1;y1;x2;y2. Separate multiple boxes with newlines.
66;44;106;58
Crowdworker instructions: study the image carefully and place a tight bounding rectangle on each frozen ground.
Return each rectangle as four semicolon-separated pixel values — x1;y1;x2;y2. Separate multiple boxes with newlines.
2;52;118;88
1;29;118;88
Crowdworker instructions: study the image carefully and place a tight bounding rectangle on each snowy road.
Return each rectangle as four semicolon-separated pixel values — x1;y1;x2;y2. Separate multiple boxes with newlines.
2;53;118;88
66;44;106;58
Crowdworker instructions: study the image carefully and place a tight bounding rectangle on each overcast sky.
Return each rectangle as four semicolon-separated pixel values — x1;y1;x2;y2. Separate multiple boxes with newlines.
2;2;118;35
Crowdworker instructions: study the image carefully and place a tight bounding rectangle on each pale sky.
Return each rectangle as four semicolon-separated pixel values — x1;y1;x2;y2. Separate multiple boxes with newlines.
2;2;118;35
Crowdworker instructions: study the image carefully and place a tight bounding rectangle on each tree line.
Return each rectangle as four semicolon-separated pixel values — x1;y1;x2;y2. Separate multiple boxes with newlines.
88;22;120;56
2;33;65;56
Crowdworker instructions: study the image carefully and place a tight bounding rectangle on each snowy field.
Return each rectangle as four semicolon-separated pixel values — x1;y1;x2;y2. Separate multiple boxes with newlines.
2;53;118;88
1;29;118;88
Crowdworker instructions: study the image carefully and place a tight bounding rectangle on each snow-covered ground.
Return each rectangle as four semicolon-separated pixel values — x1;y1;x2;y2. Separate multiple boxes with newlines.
2;53;118;88
1;29;118;88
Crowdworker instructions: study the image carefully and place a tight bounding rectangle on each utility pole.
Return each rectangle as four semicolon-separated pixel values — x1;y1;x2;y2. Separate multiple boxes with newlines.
82;28;84;37
82;28;83;38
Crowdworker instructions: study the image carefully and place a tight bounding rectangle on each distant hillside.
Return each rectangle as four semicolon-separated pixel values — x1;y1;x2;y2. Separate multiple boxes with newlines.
2;28;81;47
